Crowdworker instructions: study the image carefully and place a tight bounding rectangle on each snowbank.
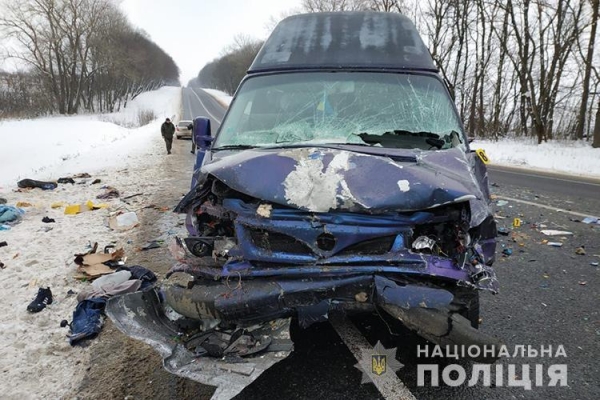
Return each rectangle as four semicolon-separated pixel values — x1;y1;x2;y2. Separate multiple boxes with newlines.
473;138;600;178
202;88;232;107
0;86;182;189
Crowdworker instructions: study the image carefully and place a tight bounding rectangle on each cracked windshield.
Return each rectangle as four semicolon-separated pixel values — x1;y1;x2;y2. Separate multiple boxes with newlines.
215;72;466;150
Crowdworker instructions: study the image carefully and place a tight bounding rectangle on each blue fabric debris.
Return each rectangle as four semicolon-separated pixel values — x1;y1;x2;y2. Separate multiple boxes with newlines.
68;298;106;346
0;206;25;224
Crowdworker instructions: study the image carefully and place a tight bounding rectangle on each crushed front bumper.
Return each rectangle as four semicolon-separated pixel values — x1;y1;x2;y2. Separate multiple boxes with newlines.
164;274;501;358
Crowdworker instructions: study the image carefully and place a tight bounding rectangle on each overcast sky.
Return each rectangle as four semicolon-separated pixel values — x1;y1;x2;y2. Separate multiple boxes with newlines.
119;0;301;85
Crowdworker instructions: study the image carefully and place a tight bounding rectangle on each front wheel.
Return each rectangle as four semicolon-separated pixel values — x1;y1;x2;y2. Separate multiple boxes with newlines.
450;288;480;328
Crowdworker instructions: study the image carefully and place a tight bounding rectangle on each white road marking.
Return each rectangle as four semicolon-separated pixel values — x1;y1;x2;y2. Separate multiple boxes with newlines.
188;87;222;124
330;315;417;400
186;90;194;120
495;195;598;218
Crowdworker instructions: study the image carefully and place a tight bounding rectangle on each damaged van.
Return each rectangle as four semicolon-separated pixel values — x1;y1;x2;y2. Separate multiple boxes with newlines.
107;11;499;399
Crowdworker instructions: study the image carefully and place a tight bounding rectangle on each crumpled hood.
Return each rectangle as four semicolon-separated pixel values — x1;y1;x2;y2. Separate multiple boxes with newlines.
197;147;490;225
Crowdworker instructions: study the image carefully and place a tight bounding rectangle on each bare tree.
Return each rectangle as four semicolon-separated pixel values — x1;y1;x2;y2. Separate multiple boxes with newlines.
574;0;599;140
0;0;179;117
301;0;368;12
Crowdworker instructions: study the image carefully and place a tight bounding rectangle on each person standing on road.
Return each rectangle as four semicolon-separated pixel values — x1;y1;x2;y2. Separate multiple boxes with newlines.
161;118;176;154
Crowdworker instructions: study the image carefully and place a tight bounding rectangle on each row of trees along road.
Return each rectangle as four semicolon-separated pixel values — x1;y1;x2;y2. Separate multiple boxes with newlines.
194;0;600;147
0;0;179;118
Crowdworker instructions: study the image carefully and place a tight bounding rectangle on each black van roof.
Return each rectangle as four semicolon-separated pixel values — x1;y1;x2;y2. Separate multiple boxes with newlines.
249;12;436;73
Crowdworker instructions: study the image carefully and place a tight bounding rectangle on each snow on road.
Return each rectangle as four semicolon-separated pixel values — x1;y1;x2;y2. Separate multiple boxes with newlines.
201;88;233;107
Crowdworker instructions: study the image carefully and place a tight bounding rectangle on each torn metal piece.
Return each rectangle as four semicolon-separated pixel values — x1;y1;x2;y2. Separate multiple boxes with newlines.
411;236;436;252
106;290;293;400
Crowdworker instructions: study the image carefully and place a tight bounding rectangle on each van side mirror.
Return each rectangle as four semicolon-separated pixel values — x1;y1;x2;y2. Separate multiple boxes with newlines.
193;117;212;149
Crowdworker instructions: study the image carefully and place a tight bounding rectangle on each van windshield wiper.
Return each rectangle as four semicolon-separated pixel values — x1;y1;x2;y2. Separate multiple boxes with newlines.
211;144;256;151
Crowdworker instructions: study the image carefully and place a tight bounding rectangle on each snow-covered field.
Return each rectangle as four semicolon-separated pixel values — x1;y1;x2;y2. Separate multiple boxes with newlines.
474;138;600;178
0;86;183;399
0;87;181;188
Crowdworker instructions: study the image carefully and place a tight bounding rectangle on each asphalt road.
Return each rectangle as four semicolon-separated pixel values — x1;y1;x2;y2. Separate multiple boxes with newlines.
182;86;226;127
179;88;599;400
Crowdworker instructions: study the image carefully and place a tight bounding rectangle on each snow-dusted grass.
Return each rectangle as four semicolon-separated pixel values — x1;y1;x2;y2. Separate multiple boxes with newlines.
473;138;600;178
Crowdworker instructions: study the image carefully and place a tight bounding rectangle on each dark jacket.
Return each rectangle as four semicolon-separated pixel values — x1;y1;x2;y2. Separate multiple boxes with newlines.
161;121;175;139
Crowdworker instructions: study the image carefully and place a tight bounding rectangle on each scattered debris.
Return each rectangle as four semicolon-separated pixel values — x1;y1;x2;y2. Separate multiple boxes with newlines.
497;227;510;236
73;245;126;280
15;201;32;208
91;179;101;184
144;204;170;212
0;205;25;224
27;287;53;313
502;248;513;257
0;241;7;248
42;216;55;223
140;240;163;251
591;262;599;267
17;178;57;190
581;217;599;224
64;200;109;215
512;218;522;228
67;298;106;345
575;246;586;255
51;202;67;209
0;224;11;231
0;197;6;204
0;261;5;269
57;177;76;184
108;211;139;231
97;187;120;199
547;242;563;247
73;173;91;178
510;232;529;244
122;193;143;200
496;200;509;207
91;270;132;290
541;230;573;236
578;281;587;286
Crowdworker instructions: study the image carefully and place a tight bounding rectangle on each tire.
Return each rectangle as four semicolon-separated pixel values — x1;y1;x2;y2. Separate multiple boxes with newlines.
450;289;480;328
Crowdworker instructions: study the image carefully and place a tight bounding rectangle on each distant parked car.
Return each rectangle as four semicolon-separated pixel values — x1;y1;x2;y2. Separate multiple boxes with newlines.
175;120;193;139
